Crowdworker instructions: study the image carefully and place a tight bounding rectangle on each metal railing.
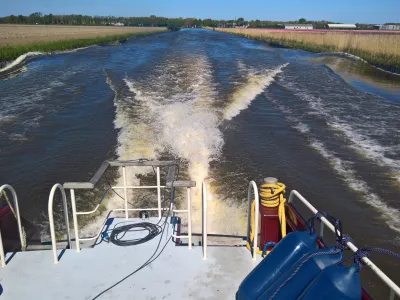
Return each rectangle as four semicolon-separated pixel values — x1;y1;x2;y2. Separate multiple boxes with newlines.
171;186;192;249
48;184;71;264
202;181;208;259
0;223;5;267
201;180;260;261
247;181;260;261
288;190;400;300
48;160;195;259
0;184;25;267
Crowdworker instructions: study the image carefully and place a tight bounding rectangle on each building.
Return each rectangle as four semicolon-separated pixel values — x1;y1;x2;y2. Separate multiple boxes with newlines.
284;24;313;30
374;24;400;31
325;24;357;29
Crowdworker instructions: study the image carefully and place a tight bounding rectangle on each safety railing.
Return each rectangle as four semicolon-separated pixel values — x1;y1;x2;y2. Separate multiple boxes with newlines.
48;184;71;264
0;223;4;268
202;180;260;261
288;190;400;300
202;181;208;259
247;181;260;261
0;184;25;267
49;160;195;258
171;186;192;249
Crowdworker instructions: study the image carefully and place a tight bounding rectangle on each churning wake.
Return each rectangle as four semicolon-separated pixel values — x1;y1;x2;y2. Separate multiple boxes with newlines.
108;54;223;232
268;90;400;234
223;63;288;120
310;139;400;233
0;52;43;74
279;69;400;184
99;55;288;235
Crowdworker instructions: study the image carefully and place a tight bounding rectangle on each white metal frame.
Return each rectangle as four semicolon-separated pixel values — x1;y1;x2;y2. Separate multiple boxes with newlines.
48;184;71;264
171;187;192;249
0;184;25;267
0;229;5;267
202;181;208;259
49;163;193;259
288;190;400;300
247;181;260;261
201;180;260;261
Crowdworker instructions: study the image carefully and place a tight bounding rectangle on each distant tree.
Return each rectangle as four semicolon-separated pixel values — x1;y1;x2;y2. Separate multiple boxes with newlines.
17;15;25;23
0;13;364;32
9;15;17;23
202;18;214;27
237;17;245;26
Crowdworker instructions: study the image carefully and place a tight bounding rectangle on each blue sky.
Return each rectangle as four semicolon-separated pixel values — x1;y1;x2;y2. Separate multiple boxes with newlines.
0;0;399;24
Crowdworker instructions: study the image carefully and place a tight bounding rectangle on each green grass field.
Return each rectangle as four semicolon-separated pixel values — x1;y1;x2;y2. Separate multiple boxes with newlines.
0;30;165;63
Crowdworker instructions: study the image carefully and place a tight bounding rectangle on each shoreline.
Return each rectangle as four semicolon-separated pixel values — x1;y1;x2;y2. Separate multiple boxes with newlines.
214;28;400;74
0;29;167;72
263;37;400;74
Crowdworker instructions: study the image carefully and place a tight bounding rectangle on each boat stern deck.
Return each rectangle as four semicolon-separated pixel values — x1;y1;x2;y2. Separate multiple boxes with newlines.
0;217;257;299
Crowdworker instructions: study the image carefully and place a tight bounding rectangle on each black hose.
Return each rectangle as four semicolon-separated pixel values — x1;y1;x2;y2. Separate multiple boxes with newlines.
109;222;162;247
91;162;179;299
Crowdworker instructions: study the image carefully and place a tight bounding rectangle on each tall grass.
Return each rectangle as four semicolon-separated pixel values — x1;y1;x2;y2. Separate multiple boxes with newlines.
216;28;400;71
0;30;166;63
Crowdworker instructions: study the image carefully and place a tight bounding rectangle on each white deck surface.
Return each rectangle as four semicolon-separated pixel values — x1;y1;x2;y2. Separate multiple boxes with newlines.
0;218;258;299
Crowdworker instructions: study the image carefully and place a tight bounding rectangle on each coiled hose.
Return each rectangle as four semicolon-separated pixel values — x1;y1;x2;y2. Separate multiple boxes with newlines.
109;222;163;247
247;182;287;256
260;182;287;238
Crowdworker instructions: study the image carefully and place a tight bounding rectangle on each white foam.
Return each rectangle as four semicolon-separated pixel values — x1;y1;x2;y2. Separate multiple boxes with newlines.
0;46;97;76
0;114;18;125
309;139;400;233
269;95;400;234
0;52;43;73
293;122;310;134
223;63;288;120
76;56;224;236
9;133;28;141
327;120;400;183
119;56;225;231
287;90;400;183
100;57;290;235
327;52;400;76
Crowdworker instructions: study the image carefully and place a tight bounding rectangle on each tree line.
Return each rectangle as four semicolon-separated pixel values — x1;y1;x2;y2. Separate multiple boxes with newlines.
0;13;386;29
0;13;203;28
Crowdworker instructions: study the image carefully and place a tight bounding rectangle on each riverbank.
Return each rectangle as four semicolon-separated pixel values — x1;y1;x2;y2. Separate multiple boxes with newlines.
0;25;167;66
214;28;400;73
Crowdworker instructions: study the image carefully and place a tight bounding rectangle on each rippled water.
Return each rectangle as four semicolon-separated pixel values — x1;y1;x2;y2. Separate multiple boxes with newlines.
0;29;399;297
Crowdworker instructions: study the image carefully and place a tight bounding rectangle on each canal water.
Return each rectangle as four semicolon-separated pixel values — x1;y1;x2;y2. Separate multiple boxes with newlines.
0;29;399;297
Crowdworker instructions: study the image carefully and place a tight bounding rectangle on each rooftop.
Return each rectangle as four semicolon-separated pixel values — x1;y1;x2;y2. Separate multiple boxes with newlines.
284;24;313;27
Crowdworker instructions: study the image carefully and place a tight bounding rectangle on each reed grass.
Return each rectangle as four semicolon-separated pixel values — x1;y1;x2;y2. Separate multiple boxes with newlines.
0;30;165;63
216;28;400;71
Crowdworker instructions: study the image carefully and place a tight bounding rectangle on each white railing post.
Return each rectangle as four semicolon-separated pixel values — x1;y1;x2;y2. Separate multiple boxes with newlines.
48;184;71;264
70;189;80;252
246;185;253;244
187;187;192;250
0;230;6;267
0;185;25;251
248;181;259;261
202;181;207;259
122;166;128;220
156;167;161;220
